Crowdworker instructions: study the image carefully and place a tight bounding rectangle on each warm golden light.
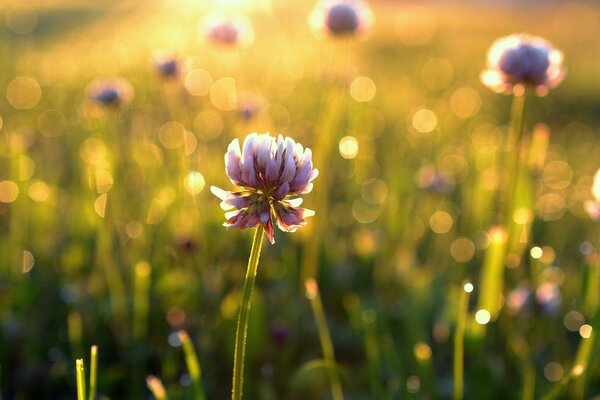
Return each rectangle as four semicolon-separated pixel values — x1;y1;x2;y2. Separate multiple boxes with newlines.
184;172;206;195
339;136;359;159
475;309;491;325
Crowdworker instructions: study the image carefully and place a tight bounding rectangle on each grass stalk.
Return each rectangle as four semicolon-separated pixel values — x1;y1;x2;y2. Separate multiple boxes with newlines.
76;359;86;400
178;331;206;400
232;225;265;400
300;83;345;284
521;360;535;400
305;278;344;400
477;227;508;321
147;376;169;400
454;282;472;400
68;312;84;358
88;346;98;400
133;261;151;341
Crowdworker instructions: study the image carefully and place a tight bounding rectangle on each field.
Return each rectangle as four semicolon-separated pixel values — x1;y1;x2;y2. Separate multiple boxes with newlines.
1;0;600;399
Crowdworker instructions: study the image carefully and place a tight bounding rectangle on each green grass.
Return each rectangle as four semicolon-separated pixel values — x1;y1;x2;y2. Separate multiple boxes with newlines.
1;1;600;399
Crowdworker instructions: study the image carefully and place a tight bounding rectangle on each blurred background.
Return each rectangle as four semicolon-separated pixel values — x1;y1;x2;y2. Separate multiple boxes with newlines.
1;0;600;398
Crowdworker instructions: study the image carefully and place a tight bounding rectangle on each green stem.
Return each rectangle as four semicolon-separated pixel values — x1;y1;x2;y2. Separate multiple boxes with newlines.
503;92;527;228
76;359;86;400
179;331;206;400
232;225;265;400
521;359;535;400
88;346;98;400
306;279;344;400
454;283;471;400
300;83;345;285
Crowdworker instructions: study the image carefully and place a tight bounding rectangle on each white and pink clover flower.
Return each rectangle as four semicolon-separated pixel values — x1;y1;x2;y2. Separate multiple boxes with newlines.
211;133;318;244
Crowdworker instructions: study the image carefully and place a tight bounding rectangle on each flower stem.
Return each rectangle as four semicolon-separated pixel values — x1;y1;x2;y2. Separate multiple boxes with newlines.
503;91;527;228
305;278;344;400
232;225;265;400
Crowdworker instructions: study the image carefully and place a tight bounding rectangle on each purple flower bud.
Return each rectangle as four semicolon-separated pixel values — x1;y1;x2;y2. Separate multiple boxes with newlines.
237;95;262;121
153;54;187;80
86;77;133;108
326;4;359;35
202;14;254;48
211;133;318;244
309;0;373;38
481;33;565;96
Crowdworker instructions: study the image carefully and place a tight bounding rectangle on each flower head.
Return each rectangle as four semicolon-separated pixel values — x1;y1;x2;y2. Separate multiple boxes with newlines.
211;133;318;244
201;14;254;48
86;77;133;108
480;33;565;95
309;0;373;38
153;53;187;80
236;93;263;122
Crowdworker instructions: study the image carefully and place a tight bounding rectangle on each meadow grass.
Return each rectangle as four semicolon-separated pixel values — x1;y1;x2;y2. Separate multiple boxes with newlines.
1;1;600;399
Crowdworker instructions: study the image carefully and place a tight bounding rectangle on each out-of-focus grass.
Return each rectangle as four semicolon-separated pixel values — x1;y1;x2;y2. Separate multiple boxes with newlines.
1;0;600;399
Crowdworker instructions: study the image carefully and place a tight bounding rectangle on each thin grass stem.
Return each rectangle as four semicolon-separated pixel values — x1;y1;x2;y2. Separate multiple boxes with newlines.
146;376;169;400
521;359;535;400
454;282;472;400
88;346;98;400
76;359;86;400
305;278;344;400
178;331;206;400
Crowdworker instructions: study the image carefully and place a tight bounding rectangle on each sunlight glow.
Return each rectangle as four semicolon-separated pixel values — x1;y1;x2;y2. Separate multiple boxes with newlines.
579;324;593;339
475;309;491;325
0;181;19;203
339;136;359;159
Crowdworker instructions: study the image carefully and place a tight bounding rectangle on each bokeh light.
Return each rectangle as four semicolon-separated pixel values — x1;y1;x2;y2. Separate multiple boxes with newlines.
339;136;359;159
6;77;42;110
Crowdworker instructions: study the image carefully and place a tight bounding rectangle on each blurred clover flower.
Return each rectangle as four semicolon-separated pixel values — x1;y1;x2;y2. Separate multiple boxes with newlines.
201;14;254;48
309;0;373;38
152;53;187;80
236;94;263;122
480;33;565;96
211;133;318;244
86;77;133;107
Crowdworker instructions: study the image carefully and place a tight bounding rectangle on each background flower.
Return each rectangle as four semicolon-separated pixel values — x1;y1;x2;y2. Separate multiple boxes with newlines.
86;77;134;107
308;0;373;38
480;33;565;95
201;14;254;48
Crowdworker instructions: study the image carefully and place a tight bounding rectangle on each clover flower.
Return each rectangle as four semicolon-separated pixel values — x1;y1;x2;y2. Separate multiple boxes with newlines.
480;33;565;95
211;133;318;244
86;77;133;107
309;0;373;38
236;94;262;122
201;14;254;48
153;54;186;80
